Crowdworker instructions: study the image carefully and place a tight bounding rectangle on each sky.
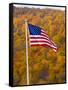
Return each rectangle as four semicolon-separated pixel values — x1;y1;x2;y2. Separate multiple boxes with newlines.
13;4;65;11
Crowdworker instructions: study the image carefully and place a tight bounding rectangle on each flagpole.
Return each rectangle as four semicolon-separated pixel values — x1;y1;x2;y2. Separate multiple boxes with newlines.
25;19;29;85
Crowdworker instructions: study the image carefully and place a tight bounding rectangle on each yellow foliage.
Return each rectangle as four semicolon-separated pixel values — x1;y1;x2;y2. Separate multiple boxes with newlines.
12;6;66;85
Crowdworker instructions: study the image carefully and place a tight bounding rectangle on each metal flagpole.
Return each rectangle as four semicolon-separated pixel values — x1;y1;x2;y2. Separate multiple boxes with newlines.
25;19;29;85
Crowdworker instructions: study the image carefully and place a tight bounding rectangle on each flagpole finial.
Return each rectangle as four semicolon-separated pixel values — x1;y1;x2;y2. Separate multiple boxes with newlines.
25;19;28;22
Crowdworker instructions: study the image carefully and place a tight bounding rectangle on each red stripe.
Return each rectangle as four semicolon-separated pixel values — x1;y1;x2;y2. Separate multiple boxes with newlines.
41;30;57;46
30;37;50;41
41;33;56;46
30;40;52;45
41;33;49;38
41;29;47;33
51;40;57;47
30;37;53;45
30;36;57;48
41;30;48;36
29;29;57;52
30;43;57;50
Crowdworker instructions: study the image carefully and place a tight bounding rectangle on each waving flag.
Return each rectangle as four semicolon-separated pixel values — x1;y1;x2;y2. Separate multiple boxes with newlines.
28;24;57;52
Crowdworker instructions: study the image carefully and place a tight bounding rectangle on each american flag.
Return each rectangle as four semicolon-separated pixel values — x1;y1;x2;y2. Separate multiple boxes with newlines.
28;24;57;52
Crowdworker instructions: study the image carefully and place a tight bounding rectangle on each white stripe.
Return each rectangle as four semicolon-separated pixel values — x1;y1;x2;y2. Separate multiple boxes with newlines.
41;30;48;36
51;40;57;46
29;35;43;37
41;29;46;33
30;39;52;44
30;42;57;49
41;32;57;47
29;35;57;47
41;32;49;37
29;35;49;40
